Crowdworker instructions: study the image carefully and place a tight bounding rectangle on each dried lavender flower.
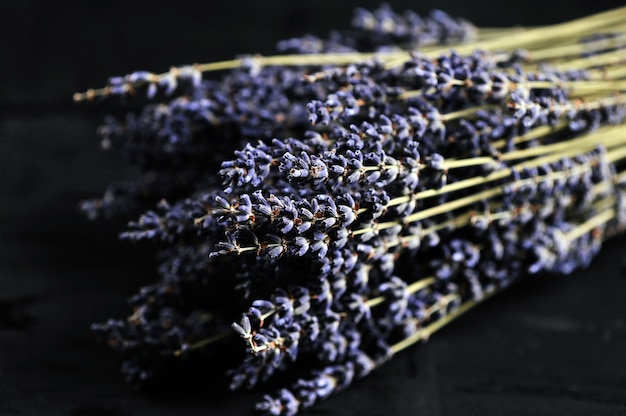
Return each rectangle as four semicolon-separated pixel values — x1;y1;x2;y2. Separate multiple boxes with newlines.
79;5;626;416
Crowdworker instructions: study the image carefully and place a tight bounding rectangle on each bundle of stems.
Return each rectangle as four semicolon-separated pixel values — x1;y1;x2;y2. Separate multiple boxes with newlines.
79;5;626;415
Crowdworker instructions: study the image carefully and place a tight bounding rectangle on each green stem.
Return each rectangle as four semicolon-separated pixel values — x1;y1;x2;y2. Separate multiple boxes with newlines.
365;276;436;308
389;291;491;355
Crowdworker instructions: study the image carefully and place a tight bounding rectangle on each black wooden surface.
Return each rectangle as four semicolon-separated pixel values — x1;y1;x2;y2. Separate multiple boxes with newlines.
2;1;626;415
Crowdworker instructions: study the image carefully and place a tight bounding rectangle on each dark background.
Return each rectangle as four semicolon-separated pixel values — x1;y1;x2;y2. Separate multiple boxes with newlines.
1;1;626;415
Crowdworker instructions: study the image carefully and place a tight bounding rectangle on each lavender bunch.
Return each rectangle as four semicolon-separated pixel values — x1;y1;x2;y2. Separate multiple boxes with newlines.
80;5;626;416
